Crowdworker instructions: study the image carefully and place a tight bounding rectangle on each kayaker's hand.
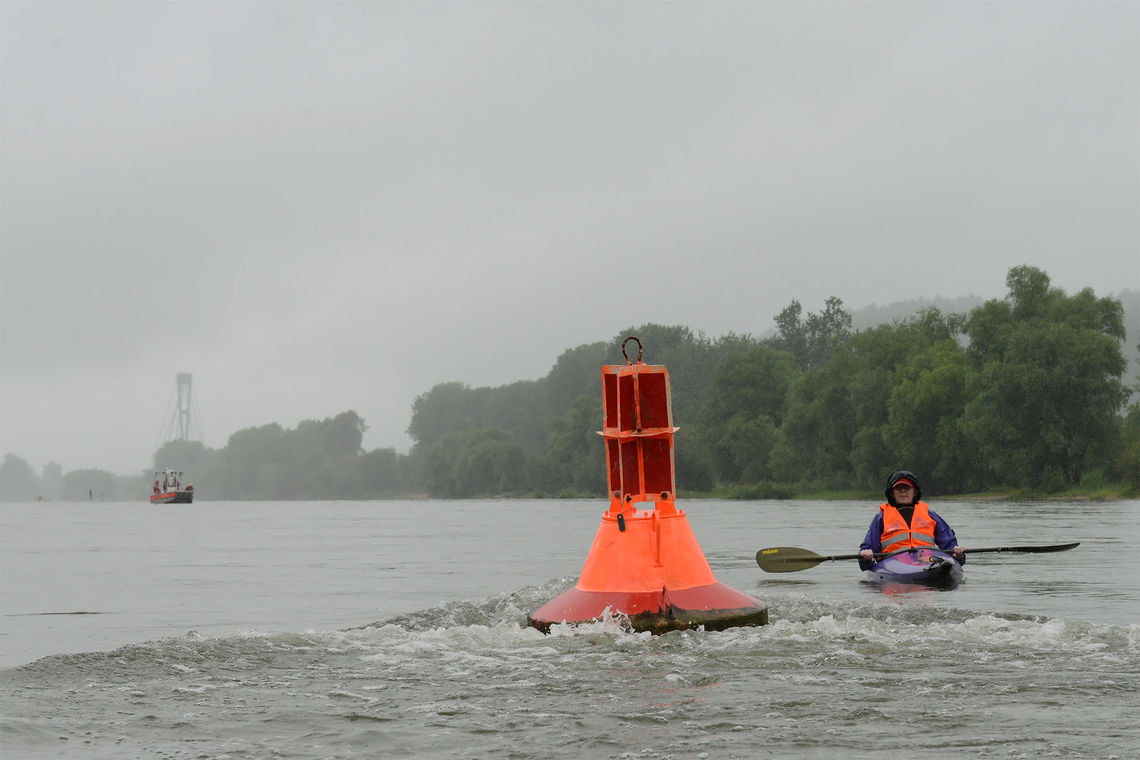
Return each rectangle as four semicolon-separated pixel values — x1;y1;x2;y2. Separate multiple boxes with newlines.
951;546;966;560
859;549;875;561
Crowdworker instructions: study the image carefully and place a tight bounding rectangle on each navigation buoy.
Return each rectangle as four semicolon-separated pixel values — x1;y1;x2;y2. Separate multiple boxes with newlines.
528;337;768;634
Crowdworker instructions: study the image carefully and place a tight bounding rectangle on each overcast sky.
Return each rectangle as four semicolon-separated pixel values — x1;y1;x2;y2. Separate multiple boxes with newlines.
1;1;1137;476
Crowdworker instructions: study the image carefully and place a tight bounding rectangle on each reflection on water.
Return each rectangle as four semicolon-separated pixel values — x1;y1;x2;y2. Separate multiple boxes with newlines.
860;581;956;597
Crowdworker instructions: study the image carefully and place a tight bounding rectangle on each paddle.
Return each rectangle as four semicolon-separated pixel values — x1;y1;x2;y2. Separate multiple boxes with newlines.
957;542;1080;555
755;542;1080;573
756;546;891;573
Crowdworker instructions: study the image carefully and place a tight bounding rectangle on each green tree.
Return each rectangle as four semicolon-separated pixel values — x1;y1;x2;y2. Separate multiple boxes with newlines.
883;339;980;493
770;301;808;368
846;309;969;488
61;469;117;500
306;454;364;499
358;447;410;497
0;454;40;501
962;266;1128;489
463;431;527;496
766;297;852;369
544;395;606;495
706;415;780;484
542;341;610;417
215;423;289;499
674;439;716;494
770;354;859;488
697;346;799;483
423;427;526;497
298;411;366;458
771;307;968;490
1109;402;1140;491
407;382;480;449
152;439;211;481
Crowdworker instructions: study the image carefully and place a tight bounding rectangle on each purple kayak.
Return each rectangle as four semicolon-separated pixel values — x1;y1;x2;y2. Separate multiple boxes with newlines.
864;547;963;588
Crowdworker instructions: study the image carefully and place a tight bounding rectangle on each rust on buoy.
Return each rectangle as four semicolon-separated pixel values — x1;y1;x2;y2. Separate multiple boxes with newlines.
527;337;768;634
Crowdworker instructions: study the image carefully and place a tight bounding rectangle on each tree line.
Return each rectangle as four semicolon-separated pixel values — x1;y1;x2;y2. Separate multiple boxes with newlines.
402;267;1137;498
2;266;1137;501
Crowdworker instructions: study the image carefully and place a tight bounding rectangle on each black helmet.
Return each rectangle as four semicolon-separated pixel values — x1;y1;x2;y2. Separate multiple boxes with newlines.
885;470;922;505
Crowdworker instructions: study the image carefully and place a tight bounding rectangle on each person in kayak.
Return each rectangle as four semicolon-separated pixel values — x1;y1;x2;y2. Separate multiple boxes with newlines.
858;470;965;570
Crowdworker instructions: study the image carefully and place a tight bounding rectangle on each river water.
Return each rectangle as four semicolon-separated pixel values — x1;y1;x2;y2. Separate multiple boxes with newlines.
1;498;1137;759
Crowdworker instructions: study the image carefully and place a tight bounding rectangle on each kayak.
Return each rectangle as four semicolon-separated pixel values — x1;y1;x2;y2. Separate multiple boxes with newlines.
864;547;963;588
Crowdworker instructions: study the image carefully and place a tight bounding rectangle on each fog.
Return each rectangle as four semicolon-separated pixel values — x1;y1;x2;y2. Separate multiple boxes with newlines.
1;1;1137;475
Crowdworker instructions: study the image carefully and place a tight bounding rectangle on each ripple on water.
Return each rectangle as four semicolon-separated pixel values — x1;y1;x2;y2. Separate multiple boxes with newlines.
2;587;1138;760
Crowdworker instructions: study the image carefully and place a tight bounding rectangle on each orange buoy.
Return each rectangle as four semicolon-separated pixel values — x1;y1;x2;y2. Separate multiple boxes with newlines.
528;337;768;634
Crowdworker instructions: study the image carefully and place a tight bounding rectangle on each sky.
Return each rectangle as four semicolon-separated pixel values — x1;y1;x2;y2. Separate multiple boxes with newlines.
1;1;1138;477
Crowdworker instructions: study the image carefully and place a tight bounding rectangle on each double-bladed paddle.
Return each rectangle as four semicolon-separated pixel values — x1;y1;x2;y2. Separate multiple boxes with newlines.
754;542;1080;573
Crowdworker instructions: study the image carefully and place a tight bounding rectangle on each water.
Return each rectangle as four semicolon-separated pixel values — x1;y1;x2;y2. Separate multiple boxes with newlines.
1;498;1137;759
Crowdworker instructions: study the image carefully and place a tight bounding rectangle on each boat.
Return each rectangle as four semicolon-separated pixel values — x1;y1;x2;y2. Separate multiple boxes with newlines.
863;547;963;588
150;468;195;504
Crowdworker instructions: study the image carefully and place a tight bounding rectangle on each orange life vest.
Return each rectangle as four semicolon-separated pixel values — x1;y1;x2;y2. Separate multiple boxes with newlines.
879;501;938;551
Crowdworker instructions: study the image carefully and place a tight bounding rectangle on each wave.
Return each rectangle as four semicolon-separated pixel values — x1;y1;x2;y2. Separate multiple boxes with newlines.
3;581;1135;683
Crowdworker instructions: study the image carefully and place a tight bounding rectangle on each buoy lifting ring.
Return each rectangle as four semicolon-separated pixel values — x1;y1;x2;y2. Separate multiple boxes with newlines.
622;336;643;365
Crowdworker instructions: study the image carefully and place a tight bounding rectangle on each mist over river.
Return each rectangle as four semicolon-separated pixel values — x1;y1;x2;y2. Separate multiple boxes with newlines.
2;498;1137;759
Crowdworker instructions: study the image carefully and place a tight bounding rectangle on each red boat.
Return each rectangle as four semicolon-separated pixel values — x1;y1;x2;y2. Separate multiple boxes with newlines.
150;468;195;504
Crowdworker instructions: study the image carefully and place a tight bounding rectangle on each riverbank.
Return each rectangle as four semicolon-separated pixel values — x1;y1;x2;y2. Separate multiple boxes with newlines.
700;484;1137;501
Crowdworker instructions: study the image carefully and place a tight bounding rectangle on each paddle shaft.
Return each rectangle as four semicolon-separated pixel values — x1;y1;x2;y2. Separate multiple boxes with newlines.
755;542;1079;573
838;542;1080;560
958;542;1080;555
755;546;911;572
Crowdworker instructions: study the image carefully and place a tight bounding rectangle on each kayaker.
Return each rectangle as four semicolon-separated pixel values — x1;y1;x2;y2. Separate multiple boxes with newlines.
858;470;965;569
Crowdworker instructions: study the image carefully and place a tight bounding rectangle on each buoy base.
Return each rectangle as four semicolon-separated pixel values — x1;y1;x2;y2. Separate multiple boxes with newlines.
527;581;768;634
